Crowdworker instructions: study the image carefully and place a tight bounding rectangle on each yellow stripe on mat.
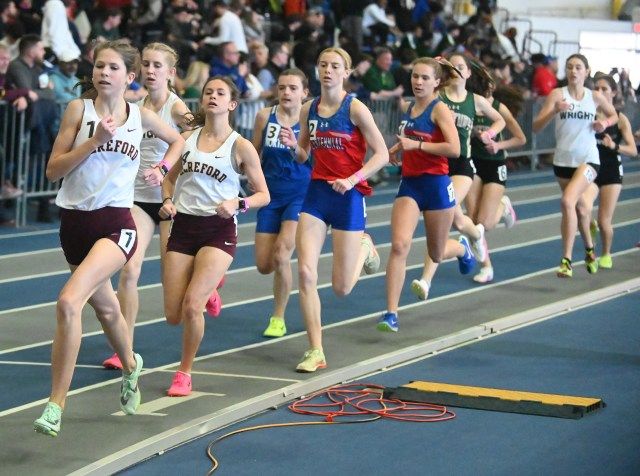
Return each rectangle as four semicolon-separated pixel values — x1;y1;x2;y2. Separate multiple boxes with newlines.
403;381;601;406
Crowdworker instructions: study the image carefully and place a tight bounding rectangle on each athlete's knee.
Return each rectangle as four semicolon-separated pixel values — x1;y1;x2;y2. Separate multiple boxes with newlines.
452;215;466;231
560;194;577;211
181;295;205;322
164;302;183;325
390;237;411;258
255;258;274;275
94;305;121;326
298;264;318;290
332;280;353;297
597;216;612;231
273;242;294;269
428;248;445;263
119;260;143;287
56;292;80;323
576;203;592;222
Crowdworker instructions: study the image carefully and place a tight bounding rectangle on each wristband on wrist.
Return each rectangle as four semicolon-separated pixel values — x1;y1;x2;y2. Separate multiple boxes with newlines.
162;197;173;204
354;170;366;183
614;143;620;152
346;176;355;187
238;198;249;213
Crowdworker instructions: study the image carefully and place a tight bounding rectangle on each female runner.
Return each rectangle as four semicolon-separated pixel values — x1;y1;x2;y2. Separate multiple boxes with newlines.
159;76;269;396
465;78;526;283
533;54;617;277
34;40;184;436
378;57;460;332
252;68;311;338
283;47;389;372
104;42;192;370
411;54;505;300
592;73;636;268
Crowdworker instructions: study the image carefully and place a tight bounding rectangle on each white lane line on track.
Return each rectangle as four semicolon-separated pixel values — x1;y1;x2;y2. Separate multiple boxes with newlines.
1;237;638;359
0;169;638;244
0;211;569;314
0;360;103;369
1;246;637;419
1;216;639;320
2;195;639;286
0;172;640;253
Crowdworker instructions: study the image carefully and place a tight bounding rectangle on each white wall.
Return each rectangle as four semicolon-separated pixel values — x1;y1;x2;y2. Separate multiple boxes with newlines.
499;0;612;19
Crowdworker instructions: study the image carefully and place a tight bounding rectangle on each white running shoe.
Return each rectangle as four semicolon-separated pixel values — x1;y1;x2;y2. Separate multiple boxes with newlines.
361;233;380;274
501;195;516;229
473;266;494;283
410;279;430;301
470;224;487;262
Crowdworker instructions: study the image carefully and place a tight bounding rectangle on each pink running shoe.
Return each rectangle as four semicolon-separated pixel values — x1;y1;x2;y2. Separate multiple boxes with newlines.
205;290;222;317
102;353;122;370
167;371;192;397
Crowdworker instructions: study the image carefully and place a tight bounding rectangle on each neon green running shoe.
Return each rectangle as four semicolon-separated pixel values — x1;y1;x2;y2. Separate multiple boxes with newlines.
34;402;62;437
263;316;287;338
557;258;573;278
295;349;326;373
598;254;613;269
585;250;598;274
120;353;143;415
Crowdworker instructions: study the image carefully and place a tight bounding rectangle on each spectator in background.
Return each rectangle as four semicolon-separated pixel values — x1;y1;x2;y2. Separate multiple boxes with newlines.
16;0;42;36
293;7;329;96
41;0;81;61
362;47;404;99
178;60;209;99
76;38;96;87
236;51;265;134
50;49;80;106
209;41;248;97
492;59;512;86
165;5;200;64
257;41;289;98
241;6;265;48
0;39;33;112
90;7;122;42
615;68;635;104
0;42;31;207
393;46;417;94
510;59;531;97
249;41;268;75
362;0;400;49
0;0;19;40
0;20;22;60
335;0;369;51
132;0;164;45
531;53;557;97
202;0;248;54
5;33;59;222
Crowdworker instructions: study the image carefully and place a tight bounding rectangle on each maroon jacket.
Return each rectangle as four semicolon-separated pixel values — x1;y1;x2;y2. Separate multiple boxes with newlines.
0;72;30;103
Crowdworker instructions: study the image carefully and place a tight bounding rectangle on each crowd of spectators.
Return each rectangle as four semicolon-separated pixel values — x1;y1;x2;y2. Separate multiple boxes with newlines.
1;0;638;225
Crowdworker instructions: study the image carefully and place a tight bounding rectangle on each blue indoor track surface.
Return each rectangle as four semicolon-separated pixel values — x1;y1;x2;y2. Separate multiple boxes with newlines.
121;291;640;476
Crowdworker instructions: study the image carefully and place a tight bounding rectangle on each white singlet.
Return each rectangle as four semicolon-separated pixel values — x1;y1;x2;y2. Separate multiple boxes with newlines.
55;99;144;210
173;128;242;216
554;86;599;167
134;92;182;202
